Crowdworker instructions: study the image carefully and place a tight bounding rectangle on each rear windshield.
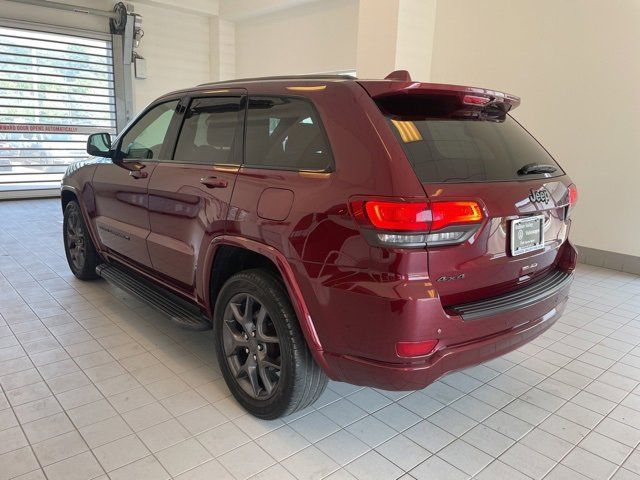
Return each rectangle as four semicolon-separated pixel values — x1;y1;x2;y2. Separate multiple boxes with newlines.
383;109;563;183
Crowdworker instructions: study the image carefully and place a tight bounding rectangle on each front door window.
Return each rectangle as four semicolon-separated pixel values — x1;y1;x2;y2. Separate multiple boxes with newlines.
119;101;179;160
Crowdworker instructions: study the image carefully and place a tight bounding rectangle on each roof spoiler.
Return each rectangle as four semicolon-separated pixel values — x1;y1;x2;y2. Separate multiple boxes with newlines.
360;74;521;117
384;70;412;81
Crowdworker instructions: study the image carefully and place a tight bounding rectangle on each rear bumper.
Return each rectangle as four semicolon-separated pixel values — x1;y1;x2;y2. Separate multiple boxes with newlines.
450;269;573;320
322;293;568;390
292;240;577;389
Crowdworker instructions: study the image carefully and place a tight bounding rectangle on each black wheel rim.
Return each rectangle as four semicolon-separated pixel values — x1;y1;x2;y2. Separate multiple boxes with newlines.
222;293;282;400
66;210;86;271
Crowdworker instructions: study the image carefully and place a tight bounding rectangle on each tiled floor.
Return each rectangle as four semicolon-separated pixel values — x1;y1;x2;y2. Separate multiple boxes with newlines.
1;199;640;480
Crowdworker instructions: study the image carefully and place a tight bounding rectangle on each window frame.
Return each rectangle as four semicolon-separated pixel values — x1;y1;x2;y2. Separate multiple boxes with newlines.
113;98;181;162
242;94;335;173
163;92;247;167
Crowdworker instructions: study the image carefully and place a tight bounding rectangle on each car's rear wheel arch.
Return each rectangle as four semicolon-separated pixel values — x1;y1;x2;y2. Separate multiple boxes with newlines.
213;268;328;417
209;245;281;309
204;239;325;358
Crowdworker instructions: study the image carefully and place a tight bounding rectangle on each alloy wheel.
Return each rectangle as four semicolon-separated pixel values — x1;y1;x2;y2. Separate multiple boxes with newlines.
221;293;282;399
66;210;86;271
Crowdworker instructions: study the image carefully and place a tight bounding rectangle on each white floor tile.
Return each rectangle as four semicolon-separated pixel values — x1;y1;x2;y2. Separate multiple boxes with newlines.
3;199;640;480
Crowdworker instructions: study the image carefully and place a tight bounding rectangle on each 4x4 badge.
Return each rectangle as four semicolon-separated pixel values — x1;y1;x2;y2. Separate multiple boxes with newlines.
436;274;465;282
529;188;550;204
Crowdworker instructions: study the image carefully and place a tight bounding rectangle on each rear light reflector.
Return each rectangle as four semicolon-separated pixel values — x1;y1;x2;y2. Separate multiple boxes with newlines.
350;199;484;248
396;340;438;357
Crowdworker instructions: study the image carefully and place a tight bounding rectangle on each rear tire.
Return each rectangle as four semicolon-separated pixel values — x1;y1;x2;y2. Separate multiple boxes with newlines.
214;269;327;419
63;200;100;280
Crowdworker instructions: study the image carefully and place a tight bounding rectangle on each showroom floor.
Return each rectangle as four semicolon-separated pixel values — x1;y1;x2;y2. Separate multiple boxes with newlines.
1;199;640;480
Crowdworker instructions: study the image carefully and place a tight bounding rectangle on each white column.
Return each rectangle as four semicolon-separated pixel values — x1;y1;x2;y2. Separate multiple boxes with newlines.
210;17;236;81
394;0;437;81
355;0;437;81
355;0;400;78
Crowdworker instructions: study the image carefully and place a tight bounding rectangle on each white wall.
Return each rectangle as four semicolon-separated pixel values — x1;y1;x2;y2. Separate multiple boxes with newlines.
133;0;218;16
394;0;436;82
131;2;211;110
429;0;640;257
354;0;399;78
220;0;318;21
210;18;236;82
234;0;358;78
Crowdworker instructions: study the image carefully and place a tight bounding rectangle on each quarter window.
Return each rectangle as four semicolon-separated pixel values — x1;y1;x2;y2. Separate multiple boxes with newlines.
119;101;178;160
245;96;333;171
173;96;244;165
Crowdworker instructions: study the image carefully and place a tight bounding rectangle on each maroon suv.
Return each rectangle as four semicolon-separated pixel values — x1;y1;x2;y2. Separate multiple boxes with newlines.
61;71;577;418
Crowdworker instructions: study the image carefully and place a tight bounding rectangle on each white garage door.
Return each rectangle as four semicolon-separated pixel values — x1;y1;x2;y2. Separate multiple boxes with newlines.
0;24;116;197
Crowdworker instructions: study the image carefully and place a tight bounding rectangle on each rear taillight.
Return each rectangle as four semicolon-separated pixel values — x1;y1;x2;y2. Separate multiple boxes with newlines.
363;201;429;231
566;184;578;219
350;198;484;248
431;201;483;230
568;184;578;208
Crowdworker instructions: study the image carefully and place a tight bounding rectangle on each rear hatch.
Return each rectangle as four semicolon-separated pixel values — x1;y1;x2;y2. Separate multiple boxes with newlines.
360;80;575;307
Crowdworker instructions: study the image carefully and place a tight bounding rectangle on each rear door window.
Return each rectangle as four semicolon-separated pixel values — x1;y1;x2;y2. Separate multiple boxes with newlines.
384;107;563;183
244;96;333;171
173;96;244;165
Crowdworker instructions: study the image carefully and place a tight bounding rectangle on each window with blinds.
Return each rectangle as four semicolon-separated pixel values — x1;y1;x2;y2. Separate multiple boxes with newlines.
0;25;116;196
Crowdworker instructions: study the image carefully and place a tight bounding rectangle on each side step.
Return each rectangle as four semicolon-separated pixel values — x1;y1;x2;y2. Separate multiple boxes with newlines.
96;263;212;331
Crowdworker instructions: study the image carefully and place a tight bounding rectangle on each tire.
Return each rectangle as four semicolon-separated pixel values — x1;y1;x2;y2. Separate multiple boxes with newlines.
214;269;327;419
63;200;100;280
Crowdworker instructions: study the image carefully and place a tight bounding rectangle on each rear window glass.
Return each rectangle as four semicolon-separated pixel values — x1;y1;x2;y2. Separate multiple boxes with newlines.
245;96;333;171
383;109;563;183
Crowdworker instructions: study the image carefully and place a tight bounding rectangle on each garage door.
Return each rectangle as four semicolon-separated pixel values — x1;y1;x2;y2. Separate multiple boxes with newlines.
0;24;116;197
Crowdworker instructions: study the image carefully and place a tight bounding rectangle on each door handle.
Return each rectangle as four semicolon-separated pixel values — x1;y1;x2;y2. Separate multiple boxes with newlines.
200;176;228;189
129;169;148;179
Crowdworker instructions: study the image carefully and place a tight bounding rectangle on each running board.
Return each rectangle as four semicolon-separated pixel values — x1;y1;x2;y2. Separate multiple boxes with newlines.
96;263;212;331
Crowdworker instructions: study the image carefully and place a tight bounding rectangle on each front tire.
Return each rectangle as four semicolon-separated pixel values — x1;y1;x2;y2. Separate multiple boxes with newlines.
214;269;327;419
63;200;100;280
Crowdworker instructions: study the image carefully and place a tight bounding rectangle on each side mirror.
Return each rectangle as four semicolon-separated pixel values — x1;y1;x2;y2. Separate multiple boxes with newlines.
87;133;113;158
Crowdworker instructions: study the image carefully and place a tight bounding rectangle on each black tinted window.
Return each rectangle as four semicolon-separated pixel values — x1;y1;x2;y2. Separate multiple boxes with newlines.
245;96;332;171
174;96;243;165
386;115;563;183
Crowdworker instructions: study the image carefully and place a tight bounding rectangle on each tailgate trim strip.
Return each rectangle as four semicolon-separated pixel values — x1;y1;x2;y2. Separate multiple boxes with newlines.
451;269;573;320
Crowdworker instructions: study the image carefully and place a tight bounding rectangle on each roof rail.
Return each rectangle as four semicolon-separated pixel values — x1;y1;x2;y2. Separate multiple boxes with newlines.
198;74;356;87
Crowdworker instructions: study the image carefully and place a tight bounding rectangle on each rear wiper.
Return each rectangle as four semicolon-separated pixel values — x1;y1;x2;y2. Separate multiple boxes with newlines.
517;163;557;175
